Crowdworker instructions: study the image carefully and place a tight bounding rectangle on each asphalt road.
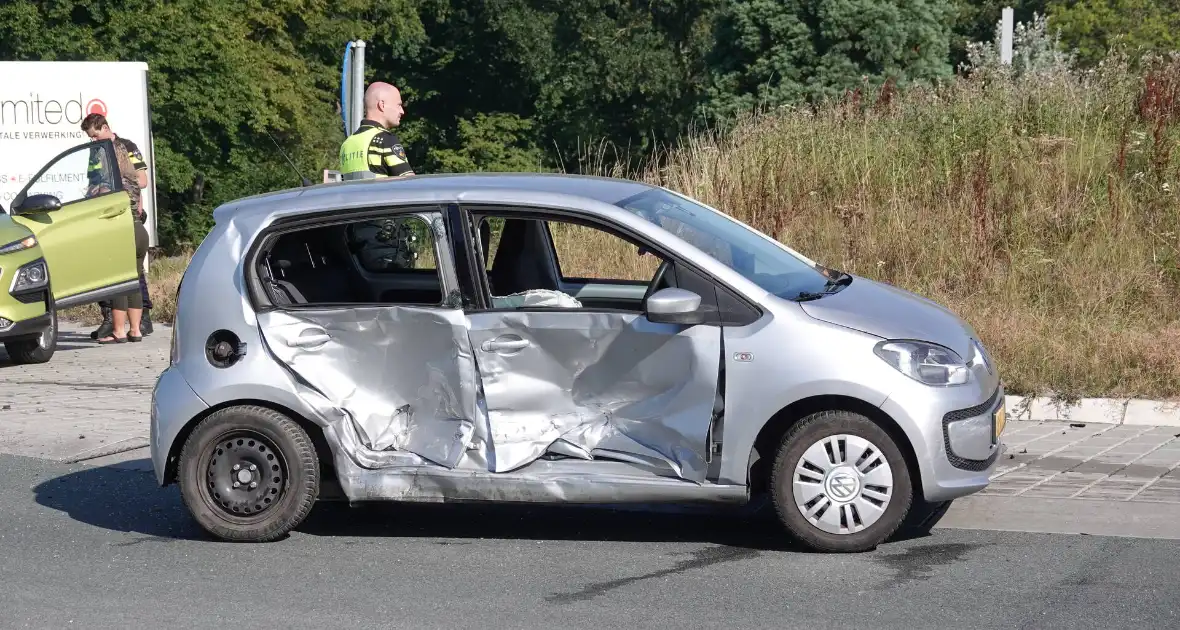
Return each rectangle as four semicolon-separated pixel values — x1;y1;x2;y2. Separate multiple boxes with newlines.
2;453;1178;630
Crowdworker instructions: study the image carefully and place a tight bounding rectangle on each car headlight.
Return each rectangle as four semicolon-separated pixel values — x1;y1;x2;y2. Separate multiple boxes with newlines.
0;235;37;255
874;340;970;386
11;259;49;293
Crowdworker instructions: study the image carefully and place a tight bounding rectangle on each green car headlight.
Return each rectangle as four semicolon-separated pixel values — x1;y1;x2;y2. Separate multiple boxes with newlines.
0;235;37;255
11;259;49;293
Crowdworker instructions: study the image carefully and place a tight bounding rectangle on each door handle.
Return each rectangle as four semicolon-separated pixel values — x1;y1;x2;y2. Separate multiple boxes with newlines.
99;206;127;219
287;329;331;348
481;336;530;353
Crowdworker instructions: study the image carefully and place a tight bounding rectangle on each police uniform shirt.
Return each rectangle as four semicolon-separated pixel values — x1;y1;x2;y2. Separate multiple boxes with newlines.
338;119;413;179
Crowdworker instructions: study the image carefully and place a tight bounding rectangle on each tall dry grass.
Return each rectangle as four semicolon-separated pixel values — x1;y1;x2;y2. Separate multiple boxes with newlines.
593;54;1180;400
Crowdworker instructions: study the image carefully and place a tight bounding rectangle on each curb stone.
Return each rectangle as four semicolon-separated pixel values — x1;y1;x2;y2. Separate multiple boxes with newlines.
1005;395;1180;427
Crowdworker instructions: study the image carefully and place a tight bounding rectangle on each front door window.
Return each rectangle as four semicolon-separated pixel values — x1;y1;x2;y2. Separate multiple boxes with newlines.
18;140;122;208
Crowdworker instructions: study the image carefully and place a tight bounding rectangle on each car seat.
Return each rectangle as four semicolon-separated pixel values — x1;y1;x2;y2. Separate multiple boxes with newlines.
487;218;560;296
265;230;360;305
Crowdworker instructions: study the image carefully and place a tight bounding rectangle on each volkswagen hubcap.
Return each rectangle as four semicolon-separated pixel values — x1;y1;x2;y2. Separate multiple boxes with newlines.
793;434;893;535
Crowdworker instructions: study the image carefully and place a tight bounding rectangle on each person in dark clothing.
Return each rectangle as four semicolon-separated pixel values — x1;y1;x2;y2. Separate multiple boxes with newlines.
82;113;153;342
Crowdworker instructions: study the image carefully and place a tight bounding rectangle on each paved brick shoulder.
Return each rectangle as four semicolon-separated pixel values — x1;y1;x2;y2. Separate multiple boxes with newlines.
0;321;168;462
984;420;1180;503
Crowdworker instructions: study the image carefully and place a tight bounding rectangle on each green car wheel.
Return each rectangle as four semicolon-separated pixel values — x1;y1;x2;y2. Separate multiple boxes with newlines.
4;308;58;365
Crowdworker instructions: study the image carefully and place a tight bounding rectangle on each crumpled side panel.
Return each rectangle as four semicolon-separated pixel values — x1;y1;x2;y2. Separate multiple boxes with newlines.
258;306;478;468
467;311;721;483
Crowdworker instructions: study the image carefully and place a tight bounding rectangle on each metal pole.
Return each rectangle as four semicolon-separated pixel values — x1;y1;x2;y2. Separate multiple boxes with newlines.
342;41;354;134
1000;7;1014;65
351;40;365;133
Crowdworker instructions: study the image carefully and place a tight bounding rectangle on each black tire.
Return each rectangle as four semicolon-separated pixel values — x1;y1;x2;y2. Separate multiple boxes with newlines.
177;405;319;542
4;308;57;364
769;410;914;553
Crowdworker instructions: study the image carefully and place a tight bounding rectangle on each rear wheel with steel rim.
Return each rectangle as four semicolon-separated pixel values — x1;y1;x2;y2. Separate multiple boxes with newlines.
770;410;913;552
178;405;319;542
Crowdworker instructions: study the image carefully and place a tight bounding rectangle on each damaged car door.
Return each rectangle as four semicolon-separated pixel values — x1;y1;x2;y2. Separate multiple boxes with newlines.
462;209;723;483
254;209;480;469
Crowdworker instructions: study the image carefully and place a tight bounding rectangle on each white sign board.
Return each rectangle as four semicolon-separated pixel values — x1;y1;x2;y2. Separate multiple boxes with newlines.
1000;7;1014;65
0;61;158;246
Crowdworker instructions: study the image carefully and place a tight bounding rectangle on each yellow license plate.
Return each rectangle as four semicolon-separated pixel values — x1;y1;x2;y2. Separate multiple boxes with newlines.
994;404;1006;438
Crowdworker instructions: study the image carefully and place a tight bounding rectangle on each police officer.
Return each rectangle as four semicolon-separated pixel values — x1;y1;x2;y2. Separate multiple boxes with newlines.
338;82;415;180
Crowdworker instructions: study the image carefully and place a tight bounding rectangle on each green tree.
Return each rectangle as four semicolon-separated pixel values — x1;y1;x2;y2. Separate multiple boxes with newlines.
428;113;547;172
702;0;958;121
373;0;722;173
1047;0;1180;66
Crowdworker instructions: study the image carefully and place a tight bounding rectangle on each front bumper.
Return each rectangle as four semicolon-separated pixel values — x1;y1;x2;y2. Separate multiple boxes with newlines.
942;386;1006;470
0;310;51;343
881;383;1006;503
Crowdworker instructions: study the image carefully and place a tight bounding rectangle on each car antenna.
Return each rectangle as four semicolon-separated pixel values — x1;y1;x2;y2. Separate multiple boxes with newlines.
264;129;313;187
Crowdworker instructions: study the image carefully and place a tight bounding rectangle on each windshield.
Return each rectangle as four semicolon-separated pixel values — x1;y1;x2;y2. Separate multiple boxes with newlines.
615;188;835;300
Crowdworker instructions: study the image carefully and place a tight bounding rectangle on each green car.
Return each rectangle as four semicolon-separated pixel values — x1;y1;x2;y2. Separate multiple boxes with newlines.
0;139;141;364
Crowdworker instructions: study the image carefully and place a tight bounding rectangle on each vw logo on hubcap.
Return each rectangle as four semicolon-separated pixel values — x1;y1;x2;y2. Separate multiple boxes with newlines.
824;467;861;502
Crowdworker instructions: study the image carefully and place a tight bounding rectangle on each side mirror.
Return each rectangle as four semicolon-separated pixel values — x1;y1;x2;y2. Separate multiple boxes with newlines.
14;194;62;214
645;287;704;326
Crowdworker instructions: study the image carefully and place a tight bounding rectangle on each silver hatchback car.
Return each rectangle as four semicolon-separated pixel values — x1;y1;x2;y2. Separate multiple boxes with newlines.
151;173;1006;552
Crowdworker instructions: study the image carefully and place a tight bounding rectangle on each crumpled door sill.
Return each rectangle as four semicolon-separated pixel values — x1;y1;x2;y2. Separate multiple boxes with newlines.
333;458;750;505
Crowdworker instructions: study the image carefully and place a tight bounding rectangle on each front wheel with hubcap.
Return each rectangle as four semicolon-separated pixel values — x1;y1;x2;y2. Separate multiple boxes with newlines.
177;405;319;542
4;307;57;365
770;410;913;553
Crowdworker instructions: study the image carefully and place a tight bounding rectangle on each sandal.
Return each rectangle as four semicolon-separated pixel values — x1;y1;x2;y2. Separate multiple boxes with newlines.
96;335;127;344
128;334;143;343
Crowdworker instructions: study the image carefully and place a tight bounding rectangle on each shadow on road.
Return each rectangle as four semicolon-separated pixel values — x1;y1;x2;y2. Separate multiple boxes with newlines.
32;457;206;541
297;499;805;551
33;458;939;551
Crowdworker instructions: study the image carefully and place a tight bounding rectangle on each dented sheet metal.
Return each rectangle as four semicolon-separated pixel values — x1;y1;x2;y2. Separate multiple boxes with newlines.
257;306;479;468
467;310;722;483
336;459;749;504
257;291;720;491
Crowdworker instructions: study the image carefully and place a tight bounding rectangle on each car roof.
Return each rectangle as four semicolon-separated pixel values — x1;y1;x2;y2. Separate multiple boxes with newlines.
212;172;658;224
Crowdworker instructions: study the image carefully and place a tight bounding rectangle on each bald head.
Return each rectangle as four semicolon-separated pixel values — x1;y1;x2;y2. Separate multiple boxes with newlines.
363;82;405;128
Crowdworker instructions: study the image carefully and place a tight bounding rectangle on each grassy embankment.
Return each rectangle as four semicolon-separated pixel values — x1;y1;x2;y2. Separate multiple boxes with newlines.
67;54;1180;400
